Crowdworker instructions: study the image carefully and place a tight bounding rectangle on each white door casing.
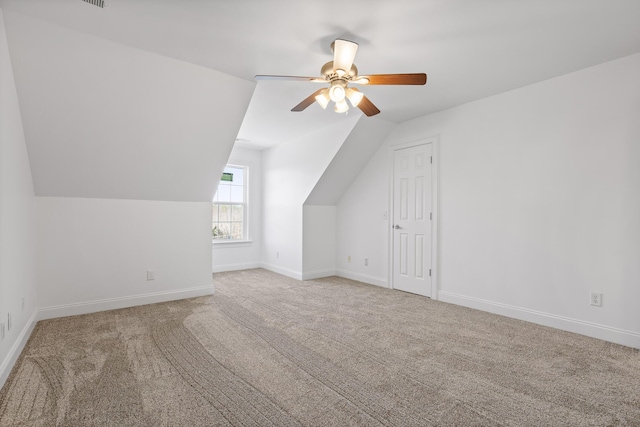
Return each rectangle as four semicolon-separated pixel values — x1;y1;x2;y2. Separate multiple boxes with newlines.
391;142;433;297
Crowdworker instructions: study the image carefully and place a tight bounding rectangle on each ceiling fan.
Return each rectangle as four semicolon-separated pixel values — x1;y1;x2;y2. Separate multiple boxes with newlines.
255;39;427;117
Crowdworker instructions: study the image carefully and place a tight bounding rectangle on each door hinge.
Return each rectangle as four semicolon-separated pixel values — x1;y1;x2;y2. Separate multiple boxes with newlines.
430;156;432;164
430;212;432;220
429;269;432;277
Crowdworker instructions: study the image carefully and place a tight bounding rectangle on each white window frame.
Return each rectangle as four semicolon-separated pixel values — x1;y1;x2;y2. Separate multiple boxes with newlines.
212;164;249;243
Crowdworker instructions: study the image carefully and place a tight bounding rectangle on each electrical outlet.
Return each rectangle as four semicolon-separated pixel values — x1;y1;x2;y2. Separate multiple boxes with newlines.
590;292;603;307
347;256;351;263
147;270;155;281
364;258;369;266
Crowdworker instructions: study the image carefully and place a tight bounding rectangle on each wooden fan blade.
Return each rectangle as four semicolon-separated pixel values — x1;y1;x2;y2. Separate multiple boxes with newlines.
354;73;427;85
255;75;325;83
332;39;358;74
357;95;381;117
291;89;325;112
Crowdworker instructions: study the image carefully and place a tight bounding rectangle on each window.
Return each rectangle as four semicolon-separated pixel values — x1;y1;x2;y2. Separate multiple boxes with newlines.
212;165;247;241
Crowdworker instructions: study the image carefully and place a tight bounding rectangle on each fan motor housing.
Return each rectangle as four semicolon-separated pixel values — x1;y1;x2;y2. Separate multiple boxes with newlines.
321;61;358;81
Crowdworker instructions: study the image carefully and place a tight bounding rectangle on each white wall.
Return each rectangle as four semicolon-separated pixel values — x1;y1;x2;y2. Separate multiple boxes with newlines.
36;197;213;319
337;53;640;348
0;7;38;387
212;146;263;272
262;117;360;279
302;117;394;280
336;146;391;287
302;205;336;279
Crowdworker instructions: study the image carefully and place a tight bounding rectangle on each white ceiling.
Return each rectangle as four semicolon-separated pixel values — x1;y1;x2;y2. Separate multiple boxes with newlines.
2;0;640;151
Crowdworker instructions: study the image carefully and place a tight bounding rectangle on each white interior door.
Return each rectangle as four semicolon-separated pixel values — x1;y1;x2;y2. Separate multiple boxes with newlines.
392;143;433;297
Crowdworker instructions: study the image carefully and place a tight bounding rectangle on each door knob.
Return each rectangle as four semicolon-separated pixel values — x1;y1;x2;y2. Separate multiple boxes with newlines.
394;224;402;229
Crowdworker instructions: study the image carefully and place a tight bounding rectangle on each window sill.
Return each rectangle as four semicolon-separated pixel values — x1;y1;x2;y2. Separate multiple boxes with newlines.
212;240;253;248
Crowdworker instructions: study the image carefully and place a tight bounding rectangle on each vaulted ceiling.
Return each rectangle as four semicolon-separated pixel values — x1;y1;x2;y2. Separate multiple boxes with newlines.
1;0;639;200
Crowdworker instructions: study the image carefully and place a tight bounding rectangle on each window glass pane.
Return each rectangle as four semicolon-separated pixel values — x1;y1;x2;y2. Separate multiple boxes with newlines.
231;222;243;239
231;205;243;222
218;204;230;222
212;205;219;222
216;184;231;202
217;223;231;239
226;167;244;186
230;185;244;203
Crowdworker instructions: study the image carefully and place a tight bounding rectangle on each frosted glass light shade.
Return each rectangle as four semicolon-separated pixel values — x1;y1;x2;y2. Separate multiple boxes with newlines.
333;39;358;75
346;88;364;107
329;85;346;103
334;100;349;113
315;89;330;109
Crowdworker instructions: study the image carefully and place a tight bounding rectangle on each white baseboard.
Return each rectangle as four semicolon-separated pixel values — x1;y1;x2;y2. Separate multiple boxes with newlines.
212;262;261;273
37;285;214;321
0;309;38;390
302;269;336;280
438;291;640;349
260;262;303;280
336;269;389;288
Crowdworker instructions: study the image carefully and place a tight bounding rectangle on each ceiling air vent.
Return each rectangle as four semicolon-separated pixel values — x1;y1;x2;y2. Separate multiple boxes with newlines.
82;0;105;8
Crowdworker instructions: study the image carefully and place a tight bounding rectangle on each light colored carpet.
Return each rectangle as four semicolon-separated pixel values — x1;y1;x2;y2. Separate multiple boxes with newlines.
1;268;638;426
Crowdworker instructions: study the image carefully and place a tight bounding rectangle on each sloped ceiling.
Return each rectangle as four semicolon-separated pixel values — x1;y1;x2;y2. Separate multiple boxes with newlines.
1;0;639;200
236;80;358;150
305;117;395;206
3;10;254;202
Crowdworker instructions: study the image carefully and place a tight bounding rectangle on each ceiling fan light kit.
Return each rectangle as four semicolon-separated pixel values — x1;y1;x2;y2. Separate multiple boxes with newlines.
314;89;330;109
255;38;427;117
